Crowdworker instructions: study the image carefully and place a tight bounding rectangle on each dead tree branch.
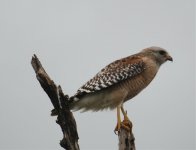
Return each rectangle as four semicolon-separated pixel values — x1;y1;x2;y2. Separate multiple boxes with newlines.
31;54;79;150
118;120;136;150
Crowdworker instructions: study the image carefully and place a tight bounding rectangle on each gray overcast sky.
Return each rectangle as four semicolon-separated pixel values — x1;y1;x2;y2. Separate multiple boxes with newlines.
0;0;195;150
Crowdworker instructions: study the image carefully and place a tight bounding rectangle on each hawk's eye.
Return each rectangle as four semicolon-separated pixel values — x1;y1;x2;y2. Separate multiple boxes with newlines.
159;50;166;55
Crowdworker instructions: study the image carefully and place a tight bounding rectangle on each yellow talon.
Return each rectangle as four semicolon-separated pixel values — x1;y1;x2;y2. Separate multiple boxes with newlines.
114;105;132;134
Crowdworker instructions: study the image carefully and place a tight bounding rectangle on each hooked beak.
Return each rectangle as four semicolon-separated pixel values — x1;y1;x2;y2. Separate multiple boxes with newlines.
166;55;173;62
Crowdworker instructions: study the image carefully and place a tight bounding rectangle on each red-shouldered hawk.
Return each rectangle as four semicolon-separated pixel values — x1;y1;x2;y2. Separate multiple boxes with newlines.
69;46;173;132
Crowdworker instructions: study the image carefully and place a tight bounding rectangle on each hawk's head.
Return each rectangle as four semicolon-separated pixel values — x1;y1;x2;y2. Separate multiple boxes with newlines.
142;46;173;65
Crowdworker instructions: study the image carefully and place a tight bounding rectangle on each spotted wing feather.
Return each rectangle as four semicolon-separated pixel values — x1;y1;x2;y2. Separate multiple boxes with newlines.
74;56;145;98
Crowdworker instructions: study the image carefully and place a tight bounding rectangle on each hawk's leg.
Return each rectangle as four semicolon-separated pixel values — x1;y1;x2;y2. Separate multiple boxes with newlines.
121;106;129;121
114;105;132;134
120;106;132;132
114;105;122;133
114;105;121;134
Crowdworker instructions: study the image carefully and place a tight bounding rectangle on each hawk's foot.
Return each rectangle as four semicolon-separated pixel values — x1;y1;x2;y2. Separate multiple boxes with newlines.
114;118;132;134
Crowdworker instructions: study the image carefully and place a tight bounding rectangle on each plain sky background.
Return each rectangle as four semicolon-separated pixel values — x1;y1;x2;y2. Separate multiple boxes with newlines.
0;0;195;150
